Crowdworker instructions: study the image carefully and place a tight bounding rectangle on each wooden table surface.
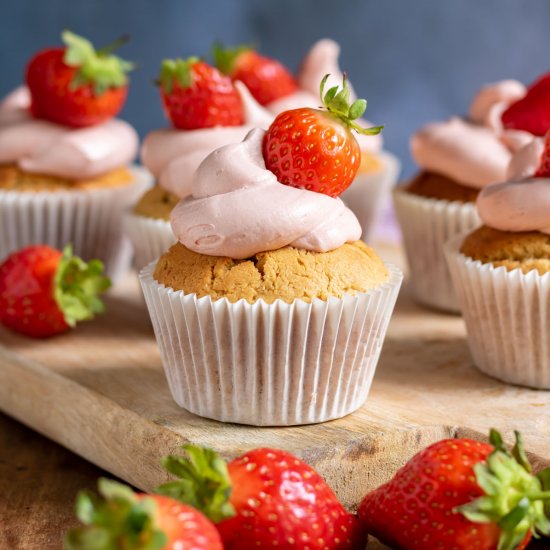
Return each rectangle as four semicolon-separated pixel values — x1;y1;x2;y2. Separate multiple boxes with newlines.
1;411;549;549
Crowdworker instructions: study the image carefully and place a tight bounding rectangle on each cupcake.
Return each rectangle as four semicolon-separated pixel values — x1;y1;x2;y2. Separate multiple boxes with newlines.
140;80;402;425
393;78;541;312
213;39;400;241
125;57;273;270
445;134;550;388
0;32;150;282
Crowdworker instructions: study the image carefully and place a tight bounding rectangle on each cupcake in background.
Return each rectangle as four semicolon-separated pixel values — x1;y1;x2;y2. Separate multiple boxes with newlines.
140;77;402;425
393;74;550;312
213;39;401;242
125;57;273;269
0;31;150;282
445;133;550;389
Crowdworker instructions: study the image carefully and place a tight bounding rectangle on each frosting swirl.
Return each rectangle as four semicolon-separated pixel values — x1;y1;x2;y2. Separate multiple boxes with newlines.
266;39;382;154
411;80;529;189
477;137;550;234
170;128;361;258
0;87;138;179
141;82;273;198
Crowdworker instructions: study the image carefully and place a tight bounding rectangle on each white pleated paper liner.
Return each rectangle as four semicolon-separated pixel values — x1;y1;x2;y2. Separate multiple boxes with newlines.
393;188;480;313
0;165;153;283
341;152;401;243
123;213;176;271
445;234;550;390
140;261;403;426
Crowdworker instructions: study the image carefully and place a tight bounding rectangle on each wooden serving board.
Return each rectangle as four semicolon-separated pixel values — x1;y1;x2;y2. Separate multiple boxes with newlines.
1;244;549;516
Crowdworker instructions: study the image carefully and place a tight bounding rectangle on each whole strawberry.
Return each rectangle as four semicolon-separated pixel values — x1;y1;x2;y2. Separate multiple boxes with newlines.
358;430;550;550
26;31;133;128
158;58;244;130
213;43;297;105
0;245;110;338
263;74;382;197
64;478;223;549
156;446;367;549
502;72;550;136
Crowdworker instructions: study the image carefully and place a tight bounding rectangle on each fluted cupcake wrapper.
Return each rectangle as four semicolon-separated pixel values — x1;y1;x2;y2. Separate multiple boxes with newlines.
123;212;176;271
139;261;403;426
0;166;152;282
445;234;550;389
393;188;480;313
341;152;401;243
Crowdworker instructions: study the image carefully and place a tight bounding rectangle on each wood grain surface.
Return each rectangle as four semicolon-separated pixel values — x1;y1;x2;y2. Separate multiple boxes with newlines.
0;245;549;519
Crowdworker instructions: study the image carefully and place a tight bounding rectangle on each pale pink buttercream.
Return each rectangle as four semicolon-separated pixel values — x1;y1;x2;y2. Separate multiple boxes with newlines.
478;137;550;234
170;128;361;258
411;117;511;188
0;87;138;179
266;39;382;154
141;81;273;198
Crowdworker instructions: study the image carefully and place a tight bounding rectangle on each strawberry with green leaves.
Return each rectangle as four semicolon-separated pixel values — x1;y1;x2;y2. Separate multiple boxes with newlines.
26;31;134;128
158;58;244;130
213;43;297;106
262;74;382;198
0;245;110;338
156;446;367;549
64;478;223;550
358;430;550;550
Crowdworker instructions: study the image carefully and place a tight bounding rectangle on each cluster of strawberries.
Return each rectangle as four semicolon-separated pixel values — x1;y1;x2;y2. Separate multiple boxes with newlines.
62;430;550;550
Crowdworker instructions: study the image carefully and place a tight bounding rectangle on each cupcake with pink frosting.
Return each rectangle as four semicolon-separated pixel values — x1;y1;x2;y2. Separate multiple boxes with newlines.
393;77;544;312
0;32;150;281
125;57;274;269
445;133;550;389
139;78;402;425
213;39;400;241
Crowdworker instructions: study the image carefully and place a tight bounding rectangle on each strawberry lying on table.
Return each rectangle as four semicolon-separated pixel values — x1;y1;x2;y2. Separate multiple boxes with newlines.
64;478;223;550
359;430;550;550
26;30;133;127
0;245;110;338
156;446;367;549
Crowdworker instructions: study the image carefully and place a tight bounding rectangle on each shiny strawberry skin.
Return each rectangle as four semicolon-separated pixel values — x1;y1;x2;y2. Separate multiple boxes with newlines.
25;48;127;127
358;438;531;550
217;448;367;550
0;245;68;338
144;494;223;550
232;50;297;106
263;108;361;197
501;72;550;136
161;61;244;130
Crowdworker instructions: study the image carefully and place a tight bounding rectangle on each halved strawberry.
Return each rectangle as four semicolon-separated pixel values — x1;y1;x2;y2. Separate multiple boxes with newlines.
156;446;367;549
158;57;244;130
262;74;383;197
213;43;297;105
0;245;110;338
502;72;550;136
64;478;223;549
26;31;133;127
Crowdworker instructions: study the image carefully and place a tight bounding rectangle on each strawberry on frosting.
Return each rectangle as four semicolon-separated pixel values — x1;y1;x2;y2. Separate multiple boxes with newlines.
0;87;138;179
141;81;273;199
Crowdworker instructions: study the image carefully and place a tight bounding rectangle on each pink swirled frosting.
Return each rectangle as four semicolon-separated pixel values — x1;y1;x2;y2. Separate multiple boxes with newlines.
266;39;382;154
141;82;273;199
477;137;550;234
411;80;530;189
0;87;138;179
170;128;361;259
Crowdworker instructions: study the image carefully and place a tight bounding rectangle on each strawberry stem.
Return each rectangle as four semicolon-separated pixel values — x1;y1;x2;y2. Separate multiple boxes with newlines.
212;42;252;75
54;245;111;327
319;73;383;136
97;34;130;57
155;445;235;523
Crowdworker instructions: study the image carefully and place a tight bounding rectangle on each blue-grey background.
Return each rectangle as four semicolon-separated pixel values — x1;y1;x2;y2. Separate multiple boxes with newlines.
1;0;549;177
